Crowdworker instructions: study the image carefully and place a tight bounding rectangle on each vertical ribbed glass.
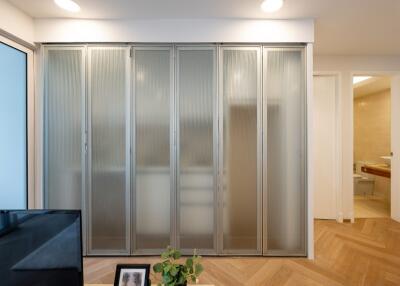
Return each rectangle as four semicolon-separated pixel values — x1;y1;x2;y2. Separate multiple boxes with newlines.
265;48;306;254
222;49;259;251
89;48;128;253
46;49;83;210
135;49;171;250
177;48;215;251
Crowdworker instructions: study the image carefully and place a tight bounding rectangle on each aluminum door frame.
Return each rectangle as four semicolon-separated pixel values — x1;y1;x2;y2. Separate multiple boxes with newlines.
43;45;87;255
42;43;309;257
86;46;131;256
262;46;307;257
217;45;263;255
175;45;218;255
131;45;175;255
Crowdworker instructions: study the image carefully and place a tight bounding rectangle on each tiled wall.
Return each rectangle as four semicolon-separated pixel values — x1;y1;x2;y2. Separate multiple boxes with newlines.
354;89;391;201
354;89;391;163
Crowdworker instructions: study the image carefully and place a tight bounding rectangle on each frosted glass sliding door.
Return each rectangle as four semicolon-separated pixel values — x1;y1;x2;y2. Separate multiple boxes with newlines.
88;47;130;254
0;42;27;209
263;47;306;255
133;47;173;252
41;44;308;257
220;47;262;253
45;47;85;210
176;47;216;252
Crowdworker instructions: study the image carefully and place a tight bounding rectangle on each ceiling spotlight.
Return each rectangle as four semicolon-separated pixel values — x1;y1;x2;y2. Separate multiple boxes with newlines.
54;0;81;12
261;0;284;13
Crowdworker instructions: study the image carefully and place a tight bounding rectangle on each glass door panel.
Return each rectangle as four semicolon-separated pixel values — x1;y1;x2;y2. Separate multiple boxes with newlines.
133;48;173;252
0;42;27;209
88;47;130;254
220;47;262;253
263;47;306;255
42;44;308;257
176;47;216;252
45;47;84;210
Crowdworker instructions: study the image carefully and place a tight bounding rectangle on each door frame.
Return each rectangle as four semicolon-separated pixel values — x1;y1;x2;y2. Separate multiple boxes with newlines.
218;45;263;255
175;45;218;255
130;45;175;255
86;46;131;256
313;70;400;223
313;72;343;222
43;45;87;254
349;71;400;222
263;46;309;256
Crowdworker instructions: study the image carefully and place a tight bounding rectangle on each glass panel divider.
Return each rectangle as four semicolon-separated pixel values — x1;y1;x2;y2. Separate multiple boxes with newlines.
43;44;307;257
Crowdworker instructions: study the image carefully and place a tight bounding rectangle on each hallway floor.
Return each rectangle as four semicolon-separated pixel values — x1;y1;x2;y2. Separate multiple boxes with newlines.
84;218;400;285
354;194;390;218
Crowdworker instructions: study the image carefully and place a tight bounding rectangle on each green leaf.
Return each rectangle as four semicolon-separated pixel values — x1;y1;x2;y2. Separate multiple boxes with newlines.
166;264;173;272
156;246;203;285
153;263;163;273
163;274;173;283
161;251;170;259
173;249;181;259
195;264;204;276
186;258;193;269
170;265;179;276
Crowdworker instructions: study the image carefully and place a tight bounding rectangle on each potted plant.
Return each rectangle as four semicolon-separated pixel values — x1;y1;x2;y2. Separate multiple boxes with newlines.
153;246;204;286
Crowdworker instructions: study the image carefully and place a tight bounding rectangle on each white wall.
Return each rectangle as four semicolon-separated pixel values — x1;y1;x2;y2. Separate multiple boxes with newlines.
0;0;34;45
314;55;400;221
0;7;314;44
34;18;314;43
314;56;400;72
0;3;313;45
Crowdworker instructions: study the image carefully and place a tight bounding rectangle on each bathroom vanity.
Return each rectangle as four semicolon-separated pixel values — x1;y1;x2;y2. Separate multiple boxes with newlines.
361;164;391;178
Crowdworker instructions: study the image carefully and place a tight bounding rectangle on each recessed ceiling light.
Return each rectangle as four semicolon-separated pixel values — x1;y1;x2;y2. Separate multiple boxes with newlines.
261;0;284;13
54;0;81;12
353;76;371;85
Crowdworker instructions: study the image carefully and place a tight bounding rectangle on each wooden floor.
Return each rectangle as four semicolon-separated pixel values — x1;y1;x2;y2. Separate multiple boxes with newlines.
354;194;390;218
84;218;400;285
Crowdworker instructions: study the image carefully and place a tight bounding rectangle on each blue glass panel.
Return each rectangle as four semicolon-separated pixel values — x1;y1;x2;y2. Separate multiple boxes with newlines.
0;42;27;209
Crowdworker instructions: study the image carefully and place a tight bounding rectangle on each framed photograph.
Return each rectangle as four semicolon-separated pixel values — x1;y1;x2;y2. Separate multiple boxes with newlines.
114;264;150;286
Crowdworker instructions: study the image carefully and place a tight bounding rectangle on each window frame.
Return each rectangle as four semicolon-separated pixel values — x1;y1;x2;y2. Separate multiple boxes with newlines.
0;35;34;209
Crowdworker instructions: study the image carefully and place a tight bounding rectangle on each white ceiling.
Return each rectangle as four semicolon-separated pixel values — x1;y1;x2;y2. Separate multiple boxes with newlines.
7;0;400;55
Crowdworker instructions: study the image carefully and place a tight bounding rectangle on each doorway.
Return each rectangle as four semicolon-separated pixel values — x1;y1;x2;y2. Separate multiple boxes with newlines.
353;75;391;218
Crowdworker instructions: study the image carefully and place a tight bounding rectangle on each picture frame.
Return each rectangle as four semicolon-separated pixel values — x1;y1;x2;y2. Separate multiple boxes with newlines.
114;264;151;286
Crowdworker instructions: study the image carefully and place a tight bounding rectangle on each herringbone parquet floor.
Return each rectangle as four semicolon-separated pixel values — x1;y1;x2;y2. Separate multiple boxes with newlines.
84;218;400;285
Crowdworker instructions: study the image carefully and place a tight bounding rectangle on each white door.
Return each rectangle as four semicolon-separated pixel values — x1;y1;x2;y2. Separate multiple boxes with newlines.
313;75;338;219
